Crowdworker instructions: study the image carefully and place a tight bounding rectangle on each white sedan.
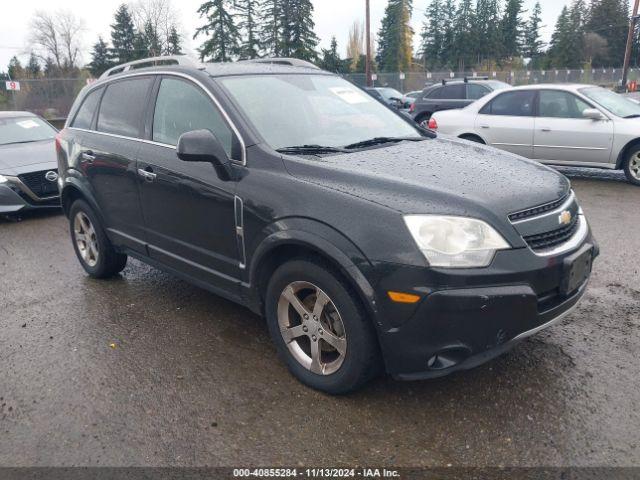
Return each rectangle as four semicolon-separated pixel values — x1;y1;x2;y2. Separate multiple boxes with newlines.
428;84;640;186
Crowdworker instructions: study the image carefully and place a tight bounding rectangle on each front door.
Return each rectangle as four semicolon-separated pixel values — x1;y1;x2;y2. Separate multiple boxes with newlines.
533;90;614;165
475;90;537;158
137;76;243;293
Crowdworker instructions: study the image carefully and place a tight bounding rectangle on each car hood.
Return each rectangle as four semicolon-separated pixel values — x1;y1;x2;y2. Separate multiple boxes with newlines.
0;139;57;175
284;137;570;236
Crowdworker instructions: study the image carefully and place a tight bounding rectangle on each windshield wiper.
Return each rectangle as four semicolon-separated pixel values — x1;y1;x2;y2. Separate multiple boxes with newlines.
276;145;347;154
343;136;424;150
624;114;640;119
2;140;40;146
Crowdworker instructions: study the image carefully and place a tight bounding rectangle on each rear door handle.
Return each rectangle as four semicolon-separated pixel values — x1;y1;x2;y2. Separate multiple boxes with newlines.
138;167;157;182
480;125;490;129
541;128;551;132
81;151;95;162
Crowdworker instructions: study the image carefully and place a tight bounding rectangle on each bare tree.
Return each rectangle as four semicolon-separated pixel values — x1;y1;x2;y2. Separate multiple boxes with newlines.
129;0;183;55
584;32;608;65
346;21;364;72
29;10;85;70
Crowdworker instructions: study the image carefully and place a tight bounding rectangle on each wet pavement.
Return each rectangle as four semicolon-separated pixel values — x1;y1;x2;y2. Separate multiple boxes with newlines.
1;169;639;467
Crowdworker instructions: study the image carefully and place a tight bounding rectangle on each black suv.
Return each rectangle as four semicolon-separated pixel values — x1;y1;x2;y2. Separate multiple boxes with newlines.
57;56;597;394
411;78;511;127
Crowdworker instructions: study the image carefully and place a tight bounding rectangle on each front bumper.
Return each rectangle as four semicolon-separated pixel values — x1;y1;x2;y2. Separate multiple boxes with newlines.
369;230;598;380
0;177;60;213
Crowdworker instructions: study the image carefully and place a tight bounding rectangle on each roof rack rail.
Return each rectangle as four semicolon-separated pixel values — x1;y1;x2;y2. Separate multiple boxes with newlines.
99;55;203;79
241;57;320;70
441;75;491;85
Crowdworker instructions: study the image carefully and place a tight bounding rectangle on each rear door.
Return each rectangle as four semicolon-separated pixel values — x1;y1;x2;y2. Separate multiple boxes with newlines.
474;90;536;158
533;90;614;164
436;84;467;112
70;77;153;254
136;75;242;293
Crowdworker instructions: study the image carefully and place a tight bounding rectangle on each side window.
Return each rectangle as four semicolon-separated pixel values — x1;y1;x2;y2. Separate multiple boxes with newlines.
97;77;153;137
71;87;103;130
425;87;442;99
467;84;490;100
538;90;591;119
152;78;236;159
481;91;536;116
441;84;465;99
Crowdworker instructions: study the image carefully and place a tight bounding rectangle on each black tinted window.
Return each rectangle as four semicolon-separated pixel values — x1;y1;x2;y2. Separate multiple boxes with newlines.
467;84;489;100
425;87;442;99
152;78;234;158
72;87;102;129
441;84;465;99
482;91;535;116
97;77;153;137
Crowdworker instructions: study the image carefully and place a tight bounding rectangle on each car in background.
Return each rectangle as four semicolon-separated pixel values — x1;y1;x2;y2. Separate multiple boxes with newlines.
410;78;511;127
365;87;412;110
0;111;60;214
429;84;640;186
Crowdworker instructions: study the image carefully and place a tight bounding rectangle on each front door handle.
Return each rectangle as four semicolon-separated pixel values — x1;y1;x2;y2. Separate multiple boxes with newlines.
138;167;157;182
81;151;95;162
540;128;551;132
480;125;490;129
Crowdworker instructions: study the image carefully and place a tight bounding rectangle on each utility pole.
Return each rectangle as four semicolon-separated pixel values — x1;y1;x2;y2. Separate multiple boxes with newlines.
622;0;640;90
365;0;372;87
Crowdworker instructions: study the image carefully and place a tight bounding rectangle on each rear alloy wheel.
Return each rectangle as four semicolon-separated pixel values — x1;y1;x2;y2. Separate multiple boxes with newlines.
417;114;432;129
265;259;380;394
624;149;640;186
68;200;127;278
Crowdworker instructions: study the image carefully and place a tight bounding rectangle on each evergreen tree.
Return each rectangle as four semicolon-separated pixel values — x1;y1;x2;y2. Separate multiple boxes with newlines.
261;0;284;56
166;26;183;55
500;0;525;59
143;20;162;57
26;53;41;78
547;6;573;67
587;0;629;67
420;0;444;69
377;0;414;72
452;0;475;70
88;37;113;77
236;0;262;59
440;0;456;68
319;36;342;72
111;4;137;63
284;0;320;61
7;57;24;80
523;2;545;64
195;0;241;62
474;0;502;67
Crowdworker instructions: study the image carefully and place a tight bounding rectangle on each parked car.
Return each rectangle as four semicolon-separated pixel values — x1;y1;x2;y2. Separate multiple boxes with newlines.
430;84;640;186
410;78;511;127
57;56;597;394
365;87;412;109
0;111;60;214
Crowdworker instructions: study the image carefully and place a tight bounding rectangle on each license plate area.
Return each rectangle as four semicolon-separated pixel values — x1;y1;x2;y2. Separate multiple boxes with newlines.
561;244;593;296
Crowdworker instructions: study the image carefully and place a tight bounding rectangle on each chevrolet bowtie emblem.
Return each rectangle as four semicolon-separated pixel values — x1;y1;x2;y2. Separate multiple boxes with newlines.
559;210;572;226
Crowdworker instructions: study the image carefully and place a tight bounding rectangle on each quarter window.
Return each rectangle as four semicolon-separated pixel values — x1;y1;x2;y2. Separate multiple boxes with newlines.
97;77;153;137
72;87;103;130
538;90;591;119
152;77;235;158
481;91;536;116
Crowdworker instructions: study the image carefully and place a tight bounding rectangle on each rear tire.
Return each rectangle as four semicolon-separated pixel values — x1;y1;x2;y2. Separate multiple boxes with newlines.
265;259;381;394
415;113;432;128
69;200;127;278
623;147;640;186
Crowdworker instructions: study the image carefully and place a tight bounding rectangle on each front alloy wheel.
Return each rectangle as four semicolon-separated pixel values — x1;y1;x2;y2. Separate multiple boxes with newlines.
277;281;347;375
626;151;640;185
74;211;99;267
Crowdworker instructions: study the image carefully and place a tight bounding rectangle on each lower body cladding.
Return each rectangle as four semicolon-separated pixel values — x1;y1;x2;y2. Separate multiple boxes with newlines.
371;234;598;380
0;173;60;213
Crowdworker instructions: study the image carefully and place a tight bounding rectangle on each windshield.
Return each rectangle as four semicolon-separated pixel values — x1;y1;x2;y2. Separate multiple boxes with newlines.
579;87;640;118
219;75;421;150
0;116;57;145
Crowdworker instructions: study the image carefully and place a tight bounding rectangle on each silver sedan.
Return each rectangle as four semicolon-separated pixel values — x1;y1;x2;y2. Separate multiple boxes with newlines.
429;84;640;186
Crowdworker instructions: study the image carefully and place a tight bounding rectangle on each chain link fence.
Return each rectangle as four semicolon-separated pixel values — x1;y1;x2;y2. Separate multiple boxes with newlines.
1;69;637;124
344;68;640;93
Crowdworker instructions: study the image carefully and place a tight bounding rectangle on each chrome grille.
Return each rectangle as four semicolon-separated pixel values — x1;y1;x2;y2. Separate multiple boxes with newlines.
17;169;59;198
523;214;580;252
509;194;570;222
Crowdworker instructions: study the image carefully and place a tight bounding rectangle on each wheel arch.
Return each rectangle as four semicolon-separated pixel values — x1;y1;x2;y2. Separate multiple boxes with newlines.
458;133;486;144
616;138;640;169
60;175;104;223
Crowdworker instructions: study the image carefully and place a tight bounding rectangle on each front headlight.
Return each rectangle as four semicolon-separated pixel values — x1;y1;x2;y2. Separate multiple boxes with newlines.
404;215;510;268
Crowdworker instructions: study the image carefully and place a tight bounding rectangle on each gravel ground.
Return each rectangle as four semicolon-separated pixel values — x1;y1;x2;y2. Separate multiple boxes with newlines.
0;168;638;467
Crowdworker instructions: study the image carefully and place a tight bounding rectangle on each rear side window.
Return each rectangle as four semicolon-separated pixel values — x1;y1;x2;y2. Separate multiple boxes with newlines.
425;87;442;99
97;77;153;137
71;88;102;129
481;91;536;116
152;77;234;158
441;84;465;99
467;84;490;100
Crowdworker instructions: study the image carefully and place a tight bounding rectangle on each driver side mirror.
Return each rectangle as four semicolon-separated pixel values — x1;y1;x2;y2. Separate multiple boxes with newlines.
177;129;235;181
583;108;605;121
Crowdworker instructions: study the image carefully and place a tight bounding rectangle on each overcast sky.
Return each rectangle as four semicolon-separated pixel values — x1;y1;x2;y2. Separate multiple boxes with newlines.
0;0;567;70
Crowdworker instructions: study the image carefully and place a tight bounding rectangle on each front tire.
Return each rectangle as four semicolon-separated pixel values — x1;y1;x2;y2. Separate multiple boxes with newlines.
265;259;380;394
623;147;640;186
69;200;127;278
